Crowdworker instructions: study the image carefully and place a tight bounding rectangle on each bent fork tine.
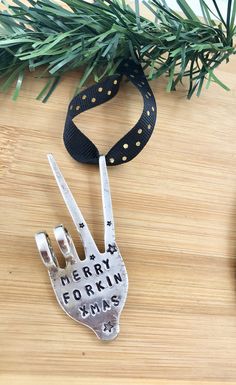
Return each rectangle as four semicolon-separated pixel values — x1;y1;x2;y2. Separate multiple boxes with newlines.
99;155;116;248
35;232;59;273
47;154;98;257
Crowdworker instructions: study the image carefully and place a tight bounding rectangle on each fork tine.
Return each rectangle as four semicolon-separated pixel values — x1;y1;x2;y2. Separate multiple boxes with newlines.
47;154;98;257
35;232;59;273
99;155;116;248
54;225;79;264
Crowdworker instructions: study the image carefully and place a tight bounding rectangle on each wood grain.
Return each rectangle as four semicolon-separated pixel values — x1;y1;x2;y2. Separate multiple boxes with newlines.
1;52;236;384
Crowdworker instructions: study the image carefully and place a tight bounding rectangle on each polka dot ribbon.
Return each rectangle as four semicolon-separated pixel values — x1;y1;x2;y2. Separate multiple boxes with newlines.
63;58;157;166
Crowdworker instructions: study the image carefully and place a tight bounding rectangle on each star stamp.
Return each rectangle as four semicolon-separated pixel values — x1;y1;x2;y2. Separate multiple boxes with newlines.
107;243;117;255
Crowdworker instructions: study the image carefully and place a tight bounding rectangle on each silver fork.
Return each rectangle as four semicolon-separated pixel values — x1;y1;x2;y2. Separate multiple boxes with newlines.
35;154;128;341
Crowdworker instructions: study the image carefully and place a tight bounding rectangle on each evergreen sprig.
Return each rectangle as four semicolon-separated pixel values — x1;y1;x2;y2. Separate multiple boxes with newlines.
0;0;235;101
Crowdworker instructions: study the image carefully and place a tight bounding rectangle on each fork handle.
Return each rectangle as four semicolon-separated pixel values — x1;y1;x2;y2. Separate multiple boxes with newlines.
99;155;116;248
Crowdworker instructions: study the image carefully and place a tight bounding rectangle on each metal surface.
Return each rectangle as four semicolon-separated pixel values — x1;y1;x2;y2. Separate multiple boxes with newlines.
35;155;128;341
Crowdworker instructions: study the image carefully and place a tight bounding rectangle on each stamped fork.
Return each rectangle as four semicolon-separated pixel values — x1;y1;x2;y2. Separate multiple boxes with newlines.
35;154;128;341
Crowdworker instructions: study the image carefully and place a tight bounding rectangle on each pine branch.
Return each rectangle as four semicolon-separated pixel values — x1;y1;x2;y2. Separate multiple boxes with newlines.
0;0;235;100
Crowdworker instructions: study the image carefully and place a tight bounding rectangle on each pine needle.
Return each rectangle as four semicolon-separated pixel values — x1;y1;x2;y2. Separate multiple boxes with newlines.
0;0;235;100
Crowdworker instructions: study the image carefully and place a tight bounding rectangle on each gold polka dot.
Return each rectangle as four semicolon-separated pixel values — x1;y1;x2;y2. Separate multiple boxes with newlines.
130;74;135;78
107;90;112;95
123;143;129;149
113;80;118;85
152;106;155;111
69;105;73;110
109;158;115;164
145;94;149;99
138;129;142;134
82;95;87;100
91;97;96;103
76;105;80;111
122;156;127;162
141;81;145;85
147;110;150;116
147;91;151;97
98;87;103;92
148;124;151;129
136;141;141;147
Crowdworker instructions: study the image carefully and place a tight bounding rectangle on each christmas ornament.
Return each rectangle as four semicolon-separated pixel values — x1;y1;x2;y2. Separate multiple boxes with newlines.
35;154;128;341
35;58;157;339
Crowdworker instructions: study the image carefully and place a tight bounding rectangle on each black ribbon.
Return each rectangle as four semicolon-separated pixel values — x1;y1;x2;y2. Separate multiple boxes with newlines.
63;59;157;166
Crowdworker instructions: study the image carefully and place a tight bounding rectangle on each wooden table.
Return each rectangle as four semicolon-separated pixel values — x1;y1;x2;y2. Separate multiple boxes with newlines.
1;51;236;384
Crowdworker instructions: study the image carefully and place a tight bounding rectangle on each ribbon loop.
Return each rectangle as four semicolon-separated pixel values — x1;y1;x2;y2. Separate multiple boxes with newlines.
63;59;157;166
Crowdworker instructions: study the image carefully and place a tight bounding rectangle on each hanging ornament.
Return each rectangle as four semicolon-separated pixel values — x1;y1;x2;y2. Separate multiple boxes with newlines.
35;59;157;340
35;154;129;341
